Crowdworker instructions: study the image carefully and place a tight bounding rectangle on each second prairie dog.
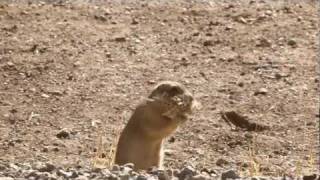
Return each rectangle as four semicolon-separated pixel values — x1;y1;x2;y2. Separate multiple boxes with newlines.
115;81;198;170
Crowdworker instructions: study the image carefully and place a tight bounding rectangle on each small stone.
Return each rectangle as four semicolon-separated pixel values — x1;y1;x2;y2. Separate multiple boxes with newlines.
9;163;19;171
156;170;171;180
136;175;148;180
164;149;174;156
42;147;49;152
41;93;50;98
56;129;70;139
91;167;102;173
112;164;120;171
225;25;233;31
7;61;14;67
178;166;196;180
47;89;63;96
73;61;82;67
303;174;318;180
0;164;6;171
123;163;134;169
168;136;175;143
37;163;55;172
94;14;107;21
114;36;126;42
121;166;133;174
221;170;240;180
274;72;288;79
131;18;139;25
238;82;244;87
216;158;229;167
75;175;89;180
108;173;120;180
265;10;273;16
257;38;271;47
26;171;41;179
237;17;247;24
106;52;111;58
101;168;111;176
190;174;211;180
254;88;268;96
287;39;297;47
57;169;77;178
203;40;214;46
244;133;253;139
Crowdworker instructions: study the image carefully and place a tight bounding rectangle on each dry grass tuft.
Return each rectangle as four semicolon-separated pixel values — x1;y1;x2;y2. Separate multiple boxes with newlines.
91;125;121;169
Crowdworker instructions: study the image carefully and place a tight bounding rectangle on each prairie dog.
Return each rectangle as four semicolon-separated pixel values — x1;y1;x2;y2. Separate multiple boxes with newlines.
115;81;198;170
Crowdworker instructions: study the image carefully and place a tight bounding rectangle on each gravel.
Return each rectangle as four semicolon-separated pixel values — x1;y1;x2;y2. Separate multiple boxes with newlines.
0;161;318;180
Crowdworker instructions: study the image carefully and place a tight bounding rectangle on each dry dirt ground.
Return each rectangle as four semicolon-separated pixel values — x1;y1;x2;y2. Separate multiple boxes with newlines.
0;0;319;176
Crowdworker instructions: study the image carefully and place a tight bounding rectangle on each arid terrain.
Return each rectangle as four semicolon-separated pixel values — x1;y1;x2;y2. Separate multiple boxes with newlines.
0;0;319;177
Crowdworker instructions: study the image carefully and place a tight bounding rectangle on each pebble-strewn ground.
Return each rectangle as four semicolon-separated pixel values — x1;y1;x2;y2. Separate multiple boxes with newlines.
0;161;319;180
0;0;319;178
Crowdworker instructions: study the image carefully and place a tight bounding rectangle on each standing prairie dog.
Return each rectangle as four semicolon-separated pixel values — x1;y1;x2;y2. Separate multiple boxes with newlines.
115;81;198;170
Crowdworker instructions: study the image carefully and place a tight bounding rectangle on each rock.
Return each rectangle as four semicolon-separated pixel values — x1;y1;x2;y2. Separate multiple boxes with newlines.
136;175;148;180
238;82;244;87
203;40;214;46
225;25;233;31
25;171;41;179
41;147;49;153
190;174;211;180
221;170;240;180
178;166;196;180
287;39;297;47
112;164;120;172
7;61;15;67
57;169;78;178
274;72;288;79
91;167;102;173
73;61;82;67
75;175;89;180
256;38;271;47
164;149;175;156
123;163;134;169
153;170;171;180
0;164;6;171
254;88;268;96
265;10;273;16
121;166;132;175
131;18;139;24
94;14;107;21
216;158;229;167
8;163;19;171
201;168;216;176
56;129;70;139
303;174;318;180
36;162;56;172
114;36;126;42
168;136;175;143
41;93;50;98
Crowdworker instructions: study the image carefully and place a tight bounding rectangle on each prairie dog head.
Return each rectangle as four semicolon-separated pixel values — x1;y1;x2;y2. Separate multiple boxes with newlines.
147;81;198;123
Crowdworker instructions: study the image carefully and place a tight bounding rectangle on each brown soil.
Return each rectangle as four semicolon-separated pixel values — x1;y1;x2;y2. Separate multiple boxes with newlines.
0;0;318;176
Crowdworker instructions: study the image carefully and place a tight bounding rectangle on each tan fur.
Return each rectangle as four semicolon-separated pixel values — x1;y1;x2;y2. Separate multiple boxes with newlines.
114;81;197;170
